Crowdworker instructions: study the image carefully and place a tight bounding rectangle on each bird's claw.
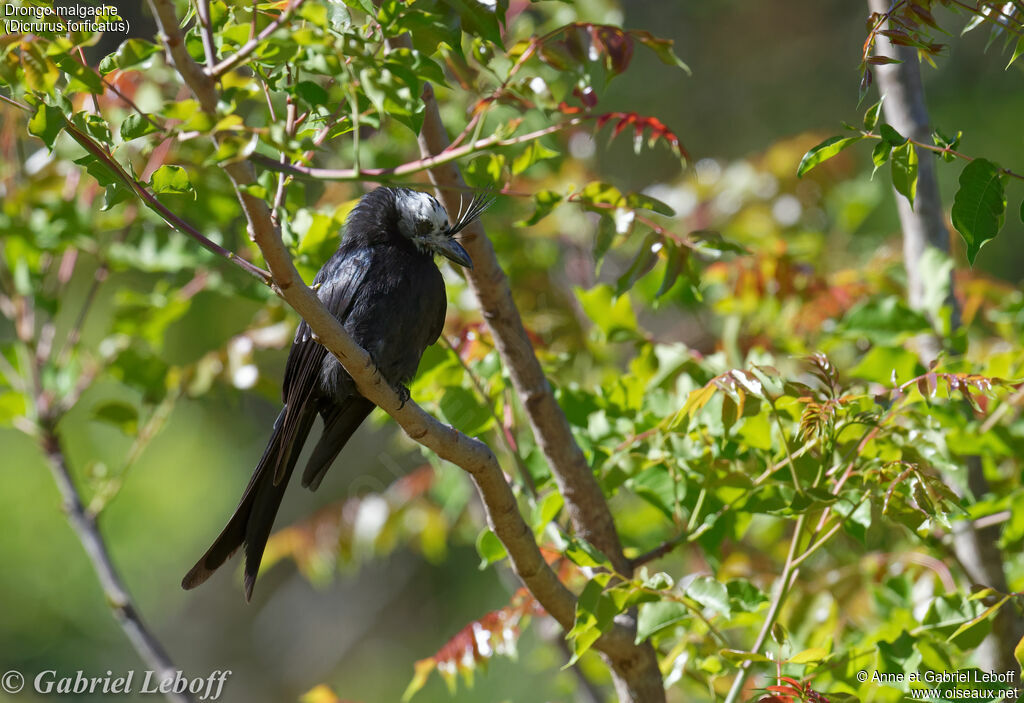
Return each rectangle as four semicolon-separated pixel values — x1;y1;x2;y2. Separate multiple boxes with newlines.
395;384;411;409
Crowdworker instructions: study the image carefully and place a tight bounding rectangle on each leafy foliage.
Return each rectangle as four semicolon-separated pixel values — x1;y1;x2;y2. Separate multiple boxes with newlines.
1;1;1023;702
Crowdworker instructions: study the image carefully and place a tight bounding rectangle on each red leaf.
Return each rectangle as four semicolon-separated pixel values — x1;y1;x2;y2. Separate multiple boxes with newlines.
591;25;634;75
611;113;636;139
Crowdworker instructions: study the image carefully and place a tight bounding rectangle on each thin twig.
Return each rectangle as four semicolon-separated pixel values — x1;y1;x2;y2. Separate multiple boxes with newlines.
723;514;807;703
60;120;274;286
249;118;585;182
862;133;1024;182
205;0;309;78
194;0;218;71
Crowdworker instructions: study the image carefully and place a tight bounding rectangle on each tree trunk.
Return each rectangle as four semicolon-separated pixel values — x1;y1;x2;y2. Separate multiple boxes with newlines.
867;0;1023;681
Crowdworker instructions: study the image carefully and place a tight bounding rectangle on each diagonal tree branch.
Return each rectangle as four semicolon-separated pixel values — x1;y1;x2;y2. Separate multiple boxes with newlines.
39;425;195;703
381;36;665;703
146;0;651;682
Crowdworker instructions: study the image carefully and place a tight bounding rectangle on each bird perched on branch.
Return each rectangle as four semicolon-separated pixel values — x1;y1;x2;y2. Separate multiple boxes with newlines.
182;186;492;600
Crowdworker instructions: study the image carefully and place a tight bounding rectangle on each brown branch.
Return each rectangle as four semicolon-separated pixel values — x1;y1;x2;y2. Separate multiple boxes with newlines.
146;0;652;681
413;84;631;575
38;427;195;703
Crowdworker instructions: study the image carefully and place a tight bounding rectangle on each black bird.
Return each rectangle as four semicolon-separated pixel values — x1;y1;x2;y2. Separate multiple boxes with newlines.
182;186;491;600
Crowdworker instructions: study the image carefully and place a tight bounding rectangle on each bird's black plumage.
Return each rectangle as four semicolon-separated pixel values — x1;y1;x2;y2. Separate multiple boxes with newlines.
182;186;484;600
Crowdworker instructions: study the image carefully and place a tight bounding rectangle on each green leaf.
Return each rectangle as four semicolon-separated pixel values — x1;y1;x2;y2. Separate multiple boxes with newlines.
120;113;160;141
879;123;906;145
796;136;862;177
92;400;139;434
162;100;215;132
439;387;493;436
531;490;564;532
849;345;920;385
725;578;768;613
71;112;111;143
55;56;105;94
344;0;375;13
636;601;689;643
685;576;730;617
99;38;160;74
840;296;931;345
294;80;329;107
73;154;123;190
789;647;829;664
870;140;891;177
445;0;505;48
951;158;1007;265
890;141;918;207
209;133;258;165
20;42;60;94
593;216;616;268
149;165;194;196
1014;633;1024;671
946;595;1009;648
565;537;612;569
656;241;686;298
518;189;562;226
626;191;675;216
863;97;883;130
576;285;639;341
465;153;505;187
615;232;660;296
1006;36;1024;69
28;103;67;150
511;140;559;175
630;30;691;74
475;528;507;568
567;577;617;663
386;48;447;86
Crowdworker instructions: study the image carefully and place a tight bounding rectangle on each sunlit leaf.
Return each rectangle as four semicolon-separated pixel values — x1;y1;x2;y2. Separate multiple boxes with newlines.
149;165;194;196
951;158;1006;265
890;141;918;207
797;136;862;177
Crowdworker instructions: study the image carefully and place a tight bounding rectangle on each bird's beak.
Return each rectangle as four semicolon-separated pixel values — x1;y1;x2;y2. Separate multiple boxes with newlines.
434;237;473;269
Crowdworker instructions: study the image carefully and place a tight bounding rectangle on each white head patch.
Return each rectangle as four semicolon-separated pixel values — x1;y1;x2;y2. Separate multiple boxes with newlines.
396;190;449;247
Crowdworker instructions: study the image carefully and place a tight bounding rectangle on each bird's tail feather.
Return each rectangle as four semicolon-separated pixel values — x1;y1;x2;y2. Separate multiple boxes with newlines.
301;397;375;491
181;404;316;600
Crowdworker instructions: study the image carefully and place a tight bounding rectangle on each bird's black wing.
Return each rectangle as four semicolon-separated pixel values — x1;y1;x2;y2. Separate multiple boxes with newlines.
273;248;373;484
182;247;373;599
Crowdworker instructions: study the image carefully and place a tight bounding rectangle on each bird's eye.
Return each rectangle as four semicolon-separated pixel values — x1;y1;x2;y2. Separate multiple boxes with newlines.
416;218;433;235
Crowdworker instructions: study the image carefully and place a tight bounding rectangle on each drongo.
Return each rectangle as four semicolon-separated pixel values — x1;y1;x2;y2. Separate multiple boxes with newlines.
182;186;491;600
